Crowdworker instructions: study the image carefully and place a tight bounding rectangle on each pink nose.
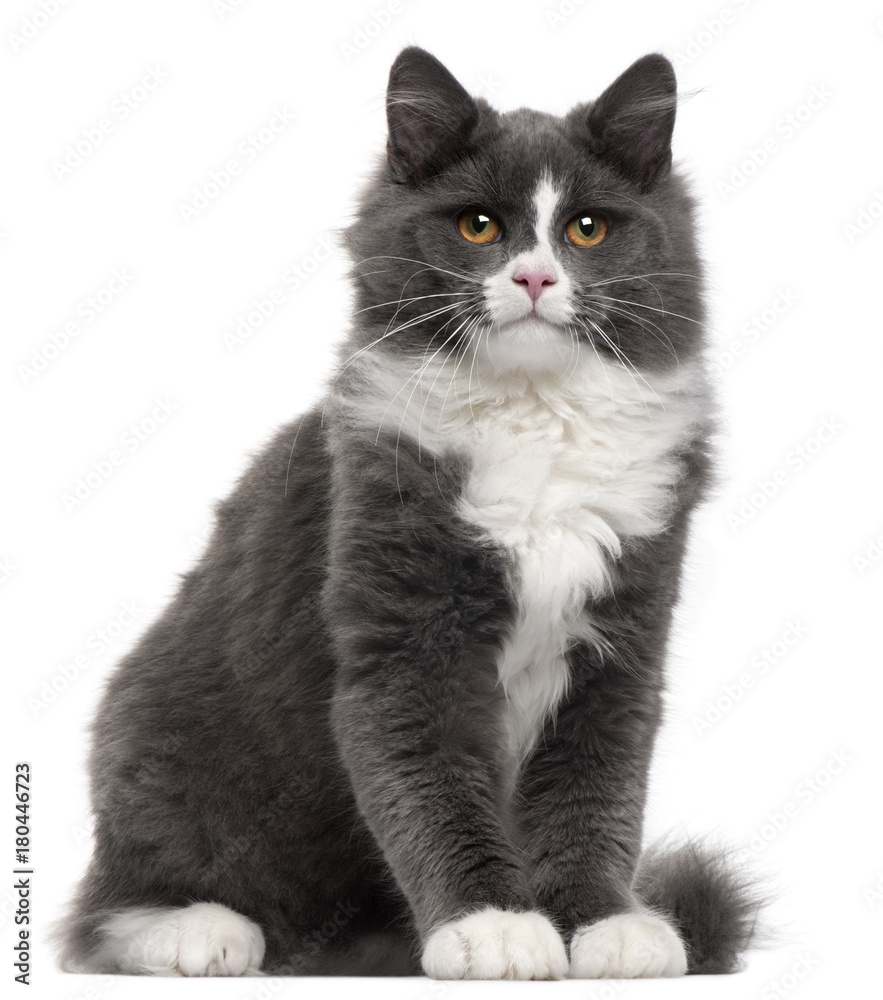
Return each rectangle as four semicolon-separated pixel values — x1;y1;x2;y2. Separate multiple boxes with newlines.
513;270;557;304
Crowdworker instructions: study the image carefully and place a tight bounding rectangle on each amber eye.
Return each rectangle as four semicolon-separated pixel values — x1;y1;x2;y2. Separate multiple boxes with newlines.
564;212;609;247
457;208;501;244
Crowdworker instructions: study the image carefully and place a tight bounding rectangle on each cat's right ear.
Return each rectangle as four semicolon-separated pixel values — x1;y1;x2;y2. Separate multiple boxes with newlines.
587;54;678;192
386;47;478;185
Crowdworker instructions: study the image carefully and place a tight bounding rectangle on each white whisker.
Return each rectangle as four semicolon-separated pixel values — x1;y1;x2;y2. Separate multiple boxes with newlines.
581;317;663;413
415;313;478;459
593;293;699;326
320;300;473;428
584;298;681;375
390;321;474;501
352;291;477;316
354;254;484;286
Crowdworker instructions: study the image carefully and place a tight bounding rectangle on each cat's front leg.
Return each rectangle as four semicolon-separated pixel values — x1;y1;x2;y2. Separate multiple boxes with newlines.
516;640;686;979
324;462;567;980
328;601;568;980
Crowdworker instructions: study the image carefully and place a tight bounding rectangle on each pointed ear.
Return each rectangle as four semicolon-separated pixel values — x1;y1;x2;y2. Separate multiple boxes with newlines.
386;47;479;184
588;54;677;192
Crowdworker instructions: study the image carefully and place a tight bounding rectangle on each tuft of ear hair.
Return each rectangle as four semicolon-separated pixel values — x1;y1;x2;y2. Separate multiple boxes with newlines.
588;54;678;192
386;46;479;185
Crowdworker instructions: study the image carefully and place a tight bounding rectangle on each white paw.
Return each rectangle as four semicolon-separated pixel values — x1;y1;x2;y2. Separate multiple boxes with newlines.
422;908;568;980
99;902;265;976
569;911;687;978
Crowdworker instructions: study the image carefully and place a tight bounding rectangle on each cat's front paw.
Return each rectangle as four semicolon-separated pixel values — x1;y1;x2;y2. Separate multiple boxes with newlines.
568;912;687;978
422;908;568;980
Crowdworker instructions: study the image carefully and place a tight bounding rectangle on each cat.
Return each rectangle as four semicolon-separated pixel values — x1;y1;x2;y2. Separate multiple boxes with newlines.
54;46;762;980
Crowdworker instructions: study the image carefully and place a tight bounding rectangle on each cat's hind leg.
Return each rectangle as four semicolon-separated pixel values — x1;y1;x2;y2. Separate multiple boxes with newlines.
62;901;265;976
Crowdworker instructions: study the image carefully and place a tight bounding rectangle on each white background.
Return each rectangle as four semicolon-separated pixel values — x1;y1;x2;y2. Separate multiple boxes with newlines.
4;0;882;998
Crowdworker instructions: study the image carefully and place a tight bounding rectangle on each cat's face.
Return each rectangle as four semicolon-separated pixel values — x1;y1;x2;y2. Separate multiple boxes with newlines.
345;49;704;379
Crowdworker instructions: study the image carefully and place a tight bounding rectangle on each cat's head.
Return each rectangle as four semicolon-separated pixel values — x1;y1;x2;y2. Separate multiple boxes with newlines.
345;47;704;379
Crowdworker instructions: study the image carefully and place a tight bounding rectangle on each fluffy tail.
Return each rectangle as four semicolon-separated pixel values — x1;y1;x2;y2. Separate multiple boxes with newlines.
634;839;767;974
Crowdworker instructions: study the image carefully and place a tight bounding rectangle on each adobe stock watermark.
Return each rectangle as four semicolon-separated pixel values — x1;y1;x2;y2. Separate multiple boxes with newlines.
61;396;179;513
298;899;362;964
727;416;842;532
70;734;184;844
717;85;834;202
761;952;820;1000
0;558;17;586
692;619;809;736
186;522;212;555
239;899;361;988
201;775;326;888
471;72;503;101
545;0;591;29
233;619;299;682
70;814;94;851
178;107;295;222
7;0;74;53
340;1;413;62
222;237;335;352
27;601;145;717
411;979;461;1000
864;871;883;908
853;525;883;576
17;268;134;385
0;889;23;929
672;0;755;68
709;286;798;375
744;748;853;857
842;187;883;243
51;67;169;180
212;0;252;19
586;980;629;1000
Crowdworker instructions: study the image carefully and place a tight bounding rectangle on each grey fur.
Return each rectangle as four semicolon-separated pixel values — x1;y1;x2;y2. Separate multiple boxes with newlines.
635;839;768;974
54;47;762;977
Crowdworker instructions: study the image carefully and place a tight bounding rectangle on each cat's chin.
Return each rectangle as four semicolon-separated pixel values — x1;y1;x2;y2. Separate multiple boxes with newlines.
481;319;581;376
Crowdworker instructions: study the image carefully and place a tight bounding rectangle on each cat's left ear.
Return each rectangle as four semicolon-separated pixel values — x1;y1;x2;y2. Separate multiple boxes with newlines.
587;54;677;192
386;47;479;184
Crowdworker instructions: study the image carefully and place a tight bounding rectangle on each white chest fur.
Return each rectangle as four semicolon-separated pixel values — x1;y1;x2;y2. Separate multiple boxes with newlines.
456;362;703;759
343;351;705;760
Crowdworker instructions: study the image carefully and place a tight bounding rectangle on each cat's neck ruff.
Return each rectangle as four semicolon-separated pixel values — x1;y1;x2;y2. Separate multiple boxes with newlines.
341;339;707;761
343;333;705;471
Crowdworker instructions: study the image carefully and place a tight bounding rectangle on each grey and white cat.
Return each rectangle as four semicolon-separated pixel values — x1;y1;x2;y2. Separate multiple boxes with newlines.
55;48;761;980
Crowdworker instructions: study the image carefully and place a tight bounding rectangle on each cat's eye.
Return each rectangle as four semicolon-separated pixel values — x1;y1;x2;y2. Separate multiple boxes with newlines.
457;208;501;245
564;212;609;247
